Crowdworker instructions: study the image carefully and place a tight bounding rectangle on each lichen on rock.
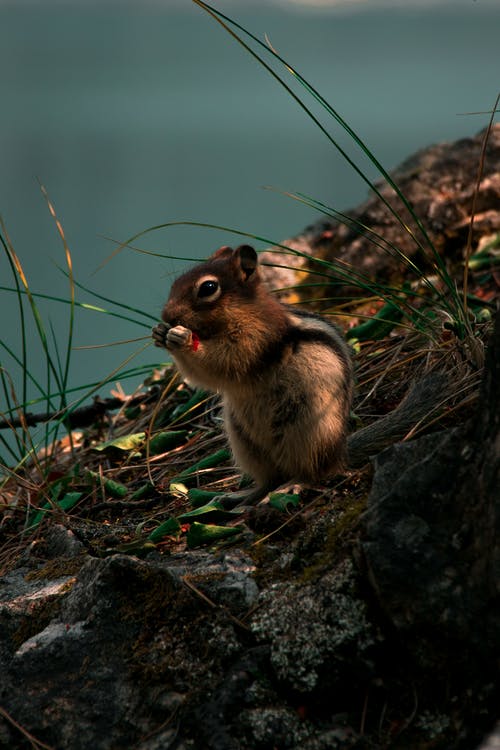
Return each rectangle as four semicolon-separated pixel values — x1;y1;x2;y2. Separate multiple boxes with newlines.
251;559;378;693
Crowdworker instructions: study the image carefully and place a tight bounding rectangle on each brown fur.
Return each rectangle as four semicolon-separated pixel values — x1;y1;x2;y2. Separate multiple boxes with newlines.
158;245;353;502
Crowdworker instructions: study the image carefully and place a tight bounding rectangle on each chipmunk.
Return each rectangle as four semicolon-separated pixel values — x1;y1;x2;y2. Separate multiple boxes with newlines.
153;245;444;507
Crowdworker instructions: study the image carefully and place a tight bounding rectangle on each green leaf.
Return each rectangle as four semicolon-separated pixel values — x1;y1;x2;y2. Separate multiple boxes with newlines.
170;482;189;496
93;430;188;456
86;470;128;498
27;491;83;530
148;517;182;543
468;251;500;270
188;488;223;507
27;508;48;530
148;430;188;454
130;482;154;500
101;478;128;499
475;308;492;323
186;521;243;548
269;492;301;512
109;540;157;556
58;491;84;511
171;448;231;487
93;432;145;452
178;501;243;524
346;302;403;342
170;389;208;420
124;405;141;420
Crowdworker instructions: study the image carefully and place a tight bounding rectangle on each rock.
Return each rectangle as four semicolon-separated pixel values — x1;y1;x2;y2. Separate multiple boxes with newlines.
0;566;74;667
363;307;500;742
0;552;259;750
42;523;86;558
364;308;499;661
250;559;377;695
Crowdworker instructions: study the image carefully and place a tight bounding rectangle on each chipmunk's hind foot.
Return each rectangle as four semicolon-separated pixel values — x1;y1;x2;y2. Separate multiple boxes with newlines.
217;481;278;509
217;481;302;510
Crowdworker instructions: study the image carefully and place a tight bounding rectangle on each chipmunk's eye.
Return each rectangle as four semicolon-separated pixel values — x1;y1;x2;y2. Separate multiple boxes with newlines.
196;277;221;302
198;280;218;296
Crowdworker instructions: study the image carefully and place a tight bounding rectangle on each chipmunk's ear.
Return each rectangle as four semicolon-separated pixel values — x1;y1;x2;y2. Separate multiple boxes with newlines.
209;245;233;261
234;245;258;282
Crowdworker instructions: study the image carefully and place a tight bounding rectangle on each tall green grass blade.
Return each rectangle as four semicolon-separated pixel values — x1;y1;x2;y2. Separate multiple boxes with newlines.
54;263;159;323
261;257;427;325
0;432;21;463
105;220;271;266
49;320;65;393
40;185;75;399
0;225;28;414
117;219;343;271
31;341;153;444
0;224;31;460
0;367;23;458
0;286;153;329
0;339;51;402
0;370;27;462
191;5;410;225
0;227;64;396
1;359;172;417
0;340;155;475
98;234;205;271
286;190;425;275
275;188;455;316
0;367;38;464
192;2;458;299
41;185;81;458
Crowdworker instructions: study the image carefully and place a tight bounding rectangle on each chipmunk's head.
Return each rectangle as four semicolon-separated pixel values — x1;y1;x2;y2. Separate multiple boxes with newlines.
162;245;261;339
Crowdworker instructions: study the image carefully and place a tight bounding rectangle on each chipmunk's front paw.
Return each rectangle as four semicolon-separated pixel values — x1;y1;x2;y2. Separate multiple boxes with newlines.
152;322;170;349
166;324;193;351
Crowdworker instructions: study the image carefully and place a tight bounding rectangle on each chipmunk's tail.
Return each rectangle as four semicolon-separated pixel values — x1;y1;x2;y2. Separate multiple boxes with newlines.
346;373;448;468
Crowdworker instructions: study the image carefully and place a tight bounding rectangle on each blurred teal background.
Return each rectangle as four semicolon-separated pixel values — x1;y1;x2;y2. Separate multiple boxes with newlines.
1;0;499;418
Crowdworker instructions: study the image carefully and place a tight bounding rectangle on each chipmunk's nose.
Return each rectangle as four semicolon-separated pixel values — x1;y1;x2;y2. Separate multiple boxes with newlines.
162;301;182;329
